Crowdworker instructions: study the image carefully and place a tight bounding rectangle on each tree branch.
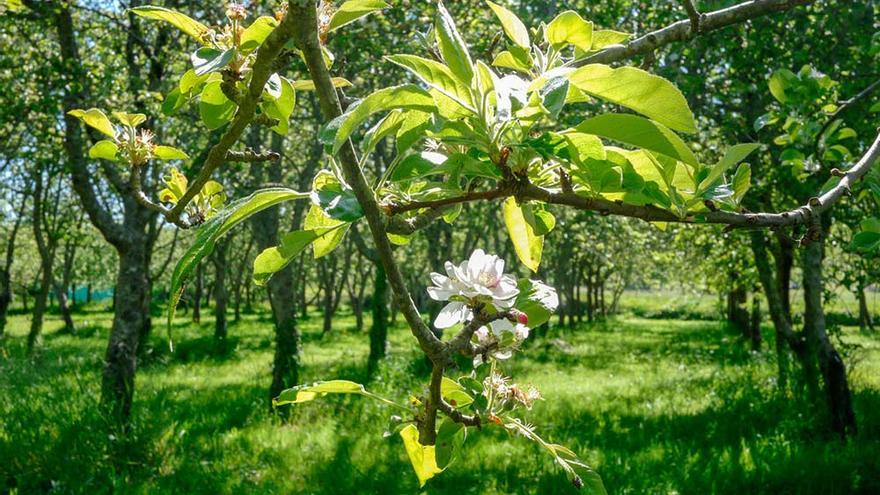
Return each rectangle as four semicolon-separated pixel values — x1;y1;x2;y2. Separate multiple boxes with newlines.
165;10;299;225
289;1;446;371
573;0;814;67
816;78;880;154
225;149;281;162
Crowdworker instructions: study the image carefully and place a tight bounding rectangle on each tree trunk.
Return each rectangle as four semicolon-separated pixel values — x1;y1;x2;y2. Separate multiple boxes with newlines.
27;262;52;351
54;282;76;334
749;293;762;351
857;285;874;332
101;243;152;426
802;228;857;437
750;231;800;390
193;264;203;323
0;271;10;339
368;264;389;375
213;238;229;352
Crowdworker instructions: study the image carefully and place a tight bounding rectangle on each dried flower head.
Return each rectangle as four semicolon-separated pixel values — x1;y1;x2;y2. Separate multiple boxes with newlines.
225;2;248;22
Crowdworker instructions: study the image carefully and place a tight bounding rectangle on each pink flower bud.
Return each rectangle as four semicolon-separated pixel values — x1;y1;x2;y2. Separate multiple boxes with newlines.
516;311;528;325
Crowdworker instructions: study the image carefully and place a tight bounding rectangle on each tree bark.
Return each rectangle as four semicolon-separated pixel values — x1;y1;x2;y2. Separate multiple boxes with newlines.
857;284;874;332
192;264;203;324
101;243;152;426
368;264;389;375
801;225;857;437
213;237;229;352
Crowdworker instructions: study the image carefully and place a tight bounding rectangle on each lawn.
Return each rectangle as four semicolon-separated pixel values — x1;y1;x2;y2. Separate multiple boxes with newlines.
1;297;879;494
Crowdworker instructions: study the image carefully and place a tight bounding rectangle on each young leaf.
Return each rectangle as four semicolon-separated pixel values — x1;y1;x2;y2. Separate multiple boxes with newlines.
88;140;119;161
732;163;751;202
851;231;880;252
304;204;350;259
274;380;367;405
503;197;543;272
698;143;761;190
153;145;190;161
130;6;209;43
167;188;308;337
311;170;364;222
573;113;698;166
385;54;474;111
261;76;296;135
240;16;278;53
399;425;444;487
768;68;798;104
435;419;466;470
590;29;630;50
112;112;147;128
199;81;237;129
253;229;332;285
486;1;530;48
320;84;435;153
291;77;352;91
68;108;116;138
435;1;474;85
567;64;696;133
191;47;235;76
327;0;390;32
440;377;474;408
545;10;593;50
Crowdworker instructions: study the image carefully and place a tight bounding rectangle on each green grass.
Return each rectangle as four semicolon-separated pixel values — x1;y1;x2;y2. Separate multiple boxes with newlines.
1;300;879;494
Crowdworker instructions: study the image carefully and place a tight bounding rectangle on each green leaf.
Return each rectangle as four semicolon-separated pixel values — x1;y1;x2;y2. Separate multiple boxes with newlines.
590;29;630;50
573;113;698;166
167;188;308;338
253;229;339;285
861;217;880;233
304;204;350;259
130;6;209;43
546;10;592;50
492;50;531;73
321;84;435;153
699;143;761;190
435;419;466;470
261;75;296;135
240;16;278;53
851;231;880;252
539;76;569;119
531;209;556;235
486;1;529;48
311;170;364;222
290;77;352;91
68;108;116;138
768;69;797;104
88;140;118;161
731;163;751;202
435;1;474;84
112;112;146;128
391;151;447;181
386;54;474;111
513;278;559;327
191;47;235;76
162;88;186;115
153;145;190;161
567;64;696;133
199;81;237;129
441;377;474;408
400;424;443;487
274;380;367;405
503;197;543;272
327;0;389;32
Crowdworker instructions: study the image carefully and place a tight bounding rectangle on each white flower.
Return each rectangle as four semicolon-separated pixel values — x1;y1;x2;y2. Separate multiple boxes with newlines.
472;318;530;366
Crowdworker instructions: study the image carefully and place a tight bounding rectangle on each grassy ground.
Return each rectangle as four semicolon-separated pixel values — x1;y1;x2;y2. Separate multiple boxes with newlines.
1;297;879;494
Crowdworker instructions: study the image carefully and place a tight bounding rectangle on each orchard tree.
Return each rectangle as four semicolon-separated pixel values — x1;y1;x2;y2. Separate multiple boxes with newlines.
64;0;878;490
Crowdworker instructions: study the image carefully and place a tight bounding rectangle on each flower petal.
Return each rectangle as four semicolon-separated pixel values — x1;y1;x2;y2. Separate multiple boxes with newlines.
434;302;470;329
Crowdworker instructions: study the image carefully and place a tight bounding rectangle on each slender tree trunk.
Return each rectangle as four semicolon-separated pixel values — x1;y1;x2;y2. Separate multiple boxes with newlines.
749;293;762;350
802;229;857;437
27;262;52;351
857;285;874;332
0;271;11;339
368;264;389;375
213;238;229;352
192;264;203;323
101;242;151;426
54;282;75;334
